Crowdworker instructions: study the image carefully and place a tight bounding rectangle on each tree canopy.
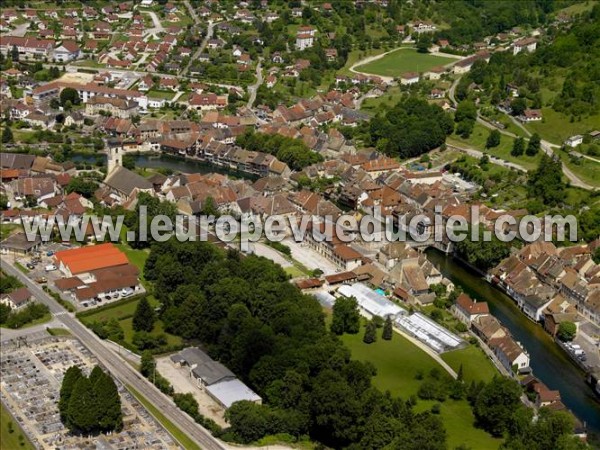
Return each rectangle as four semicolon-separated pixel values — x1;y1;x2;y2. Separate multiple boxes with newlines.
60;365;122;435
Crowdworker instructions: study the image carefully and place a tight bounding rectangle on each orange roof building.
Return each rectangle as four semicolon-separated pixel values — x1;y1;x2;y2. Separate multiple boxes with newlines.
54;243;130;276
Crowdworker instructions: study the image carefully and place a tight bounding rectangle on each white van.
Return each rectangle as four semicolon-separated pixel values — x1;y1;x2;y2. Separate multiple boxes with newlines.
45;264;57;272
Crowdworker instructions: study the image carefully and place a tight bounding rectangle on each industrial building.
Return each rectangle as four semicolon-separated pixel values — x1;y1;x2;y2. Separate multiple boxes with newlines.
170;347;261;409
396;312;464;353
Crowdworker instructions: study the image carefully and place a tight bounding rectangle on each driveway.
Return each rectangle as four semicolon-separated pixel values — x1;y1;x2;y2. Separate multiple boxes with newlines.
143;10;165;39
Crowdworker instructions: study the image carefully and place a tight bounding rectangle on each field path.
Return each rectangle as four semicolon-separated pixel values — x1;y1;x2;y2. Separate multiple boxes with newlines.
350;47;463;82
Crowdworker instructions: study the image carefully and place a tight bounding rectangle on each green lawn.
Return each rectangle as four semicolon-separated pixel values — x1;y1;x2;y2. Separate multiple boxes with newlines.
355;48;456;77
340;47;393;76
448;122;542;171
284;266;305;278
1;402;35;450
79;296;182;351
558;151;600;187
147;89;176;100
340;329;439;397
524;108;600;145
115;243;149;278
119;317;182;347
441;346;498;384
126;385;202;450
340;330;502;449
0;224;19;240
46;327;72;336
361;85;404;112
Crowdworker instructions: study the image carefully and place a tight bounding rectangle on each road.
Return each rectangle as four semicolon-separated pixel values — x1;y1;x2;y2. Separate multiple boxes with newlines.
446;143;526;172
143;10;166;39
448;76;598;190
1;258;226;450
246;58;263;109
182;0;217;76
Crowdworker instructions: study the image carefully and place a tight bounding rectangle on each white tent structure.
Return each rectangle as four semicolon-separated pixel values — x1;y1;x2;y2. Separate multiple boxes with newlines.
396;312;464;353
338;283;407;319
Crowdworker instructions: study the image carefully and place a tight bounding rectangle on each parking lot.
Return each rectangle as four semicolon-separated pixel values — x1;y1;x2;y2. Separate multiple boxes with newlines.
0;336;180;449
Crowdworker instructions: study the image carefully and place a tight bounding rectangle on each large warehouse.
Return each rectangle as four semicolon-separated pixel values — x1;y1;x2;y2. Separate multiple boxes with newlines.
54;243;130;278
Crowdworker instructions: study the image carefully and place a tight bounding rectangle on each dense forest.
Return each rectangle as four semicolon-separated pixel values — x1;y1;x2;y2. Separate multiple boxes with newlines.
357;97;454;157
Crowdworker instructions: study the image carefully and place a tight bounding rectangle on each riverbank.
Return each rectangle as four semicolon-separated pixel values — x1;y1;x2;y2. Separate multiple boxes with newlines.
427;249;600;436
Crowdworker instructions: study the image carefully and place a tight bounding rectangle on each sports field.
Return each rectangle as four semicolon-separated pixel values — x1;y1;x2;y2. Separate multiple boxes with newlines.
355;48;456;77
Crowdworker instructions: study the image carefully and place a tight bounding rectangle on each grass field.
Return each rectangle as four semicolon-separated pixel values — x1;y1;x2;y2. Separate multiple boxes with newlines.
126;385;201;450
0;224;19;240
46;327;72;336
558;151;600;187
147;89;176;101
355;48;455;78
79;296;182;351
1;402;35;450
441;346;498;384
340;330;502;449
448;122;542;171
115;243;149;279
524;108;600;145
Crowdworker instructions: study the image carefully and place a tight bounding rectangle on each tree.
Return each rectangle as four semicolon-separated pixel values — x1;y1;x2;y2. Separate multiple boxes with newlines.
2;126;13;144
59;366;83;421
473;377;522;437
60;87;80;107
485;129;501;149
11;45;18;62
557;321;577;342
132;297;156;332
455;100;477;138
528;154;566;206
92;369;123;432
140;350;155;378
382;316;393;340
526;133;541;156
363;319;377;344
331;296;361;335
63;365;122;435
66;376;98;434
510;98;527;116
511;137;525;156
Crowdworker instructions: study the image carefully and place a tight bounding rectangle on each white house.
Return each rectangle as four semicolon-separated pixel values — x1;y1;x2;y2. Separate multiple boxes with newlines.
296;26;316;50
565;135;583;148
513;37;537;55
53;41;81;62
400;72;420;85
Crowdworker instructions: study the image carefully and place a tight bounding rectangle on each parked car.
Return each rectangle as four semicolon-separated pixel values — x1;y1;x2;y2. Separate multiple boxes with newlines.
45;264;57;272
26;263;35;270
36;277;47;284
121;288;134;297
46;251;54;256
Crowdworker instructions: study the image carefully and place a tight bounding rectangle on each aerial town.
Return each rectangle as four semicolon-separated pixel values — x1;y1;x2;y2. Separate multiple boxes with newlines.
0;1;599;450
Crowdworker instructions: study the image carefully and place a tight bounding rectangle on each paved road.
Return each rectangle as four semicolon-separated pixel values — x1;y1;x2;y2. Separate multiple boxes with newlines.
446;143;526;172
0;318;64;341
1;258;226;450
246;58;263;109
182;0;217;76
143;10;166;39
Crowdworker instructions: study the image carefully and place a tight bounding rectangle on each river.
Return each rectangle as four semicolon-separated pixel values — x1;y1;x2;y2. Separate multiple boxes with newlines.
427;249;600;436
71;153;258;180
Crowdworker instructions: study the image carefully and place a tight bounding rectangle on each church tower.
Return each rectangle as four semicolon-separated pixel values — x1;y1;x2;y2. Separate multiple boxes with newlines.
106;144;123;175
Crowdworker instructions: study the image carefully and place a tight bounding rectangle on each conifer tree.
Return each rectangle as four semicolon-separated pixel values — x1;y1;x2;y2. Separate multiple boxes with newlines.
382;316;393;340
133;297;156;332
